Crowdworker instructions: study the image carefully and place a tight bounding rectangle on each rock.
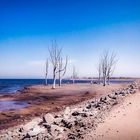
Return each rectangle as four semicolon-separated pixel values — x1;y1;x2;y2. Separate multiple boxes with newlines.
63;107;72;120
112;101;118;106
80;113;88;117
72;111;80;116
86;104;91;109
27;126;45;137
129;89;136;94
94;103;101;108
68;132;82;139
43;113;54;125
108;94;117;100
22;118;42;132
100;97;107;103
64;107;71;116
54;117;62;125
74;121;85;127
61;119;73;129
51;125;64;134
71;107;83;113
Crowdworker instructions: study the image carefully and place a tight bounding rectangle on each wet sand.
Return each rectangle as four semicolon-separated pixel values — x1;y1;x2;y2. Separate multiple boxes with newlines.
0;83;126;130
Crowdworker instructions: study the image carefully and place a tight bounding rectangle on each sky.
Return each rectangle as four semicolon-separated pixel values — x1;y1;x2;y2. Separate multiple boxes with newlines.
0;0;140;78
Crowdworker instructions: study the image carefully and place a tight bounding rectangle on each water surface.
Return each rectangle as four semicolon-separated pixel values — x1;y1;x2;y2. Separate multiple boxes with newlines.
0;79;134;94
0;100;28;111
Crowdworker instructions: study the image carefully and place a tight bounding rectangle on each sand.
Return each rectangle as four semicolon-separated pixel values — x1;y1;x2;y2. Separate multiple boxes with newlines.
85;90;140;140
0;83;126;130
0;82;139;140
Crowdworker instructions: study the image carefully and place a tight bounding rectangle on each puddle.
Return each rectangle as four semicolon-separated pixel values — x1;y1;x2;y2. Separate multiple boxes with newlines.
0;100;28;111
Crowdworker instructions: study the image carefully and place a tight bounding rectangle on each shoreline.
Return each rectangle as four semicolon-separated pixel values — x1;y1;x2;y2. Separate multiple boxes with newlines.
0;78;134;95
0;82;139;139
0;83;128;130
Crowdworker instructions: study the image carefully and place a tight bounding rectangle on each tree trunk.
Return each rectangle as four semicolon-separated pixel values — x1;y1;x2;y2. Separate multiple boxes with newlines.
59;78;62;86
98;74;101;84
73;79;75;84
52;77;56;89
45;75;48;85
52;69;56;89
107;76;110;85
58;71;61;86
103;76;106;86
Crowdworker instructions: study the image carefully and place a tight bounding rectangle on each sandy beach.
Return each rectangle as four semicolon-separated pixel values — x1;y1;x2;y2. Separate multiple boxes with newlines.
0;83;126;130
0;81;139;140
85;86;140;140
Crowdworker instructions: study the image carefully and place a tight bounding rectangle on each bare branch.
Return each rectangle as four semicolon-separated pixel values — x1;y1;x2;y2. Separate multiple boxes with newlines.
48;40;62;89
99;50;117;86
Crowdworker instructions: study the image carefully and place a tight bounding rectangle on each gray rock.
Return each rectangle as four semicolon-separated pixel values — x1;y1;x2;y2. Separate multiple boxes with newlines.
108;94;117;100
64;107;71;116
27;125;45;137
86;104;91;109
22;118;42;132
43;113;54;125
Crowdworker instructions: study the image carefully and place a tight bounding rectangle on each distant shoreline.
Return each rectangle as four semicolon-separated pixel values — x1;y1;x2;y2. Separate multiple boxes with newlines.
0;79;134;95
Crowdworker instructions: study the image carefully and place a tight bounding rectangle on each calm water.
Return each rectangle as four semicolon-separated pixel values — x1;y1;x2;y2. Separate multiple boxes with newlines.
0;79;134;94
0;100;28;111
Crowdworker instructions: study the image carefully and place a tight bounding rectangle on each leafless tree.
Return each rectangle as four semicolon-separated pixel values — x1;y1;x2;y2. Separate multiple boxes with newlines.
72;65;77;84
101;51;108;86
100;50;117;86
49;40;62;89
107;52;117;85
97;58;102;84
45;59;49;85
57;56;68;86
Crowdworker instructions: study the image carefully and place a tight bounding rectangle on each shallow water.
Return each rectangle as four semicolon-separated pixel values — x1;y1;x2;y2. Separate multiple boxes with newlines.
0;100;28;111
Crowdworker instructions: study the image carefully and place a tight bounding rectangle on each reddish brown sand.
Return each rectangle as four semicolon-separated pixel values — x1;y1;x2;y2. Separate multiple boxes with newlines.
0;83;127;130
84;90;140;140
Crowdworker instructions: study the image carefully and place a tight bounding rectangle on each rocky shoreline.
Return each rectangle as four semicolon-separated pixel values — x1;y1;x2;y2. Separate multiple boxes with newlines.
0;82;139;140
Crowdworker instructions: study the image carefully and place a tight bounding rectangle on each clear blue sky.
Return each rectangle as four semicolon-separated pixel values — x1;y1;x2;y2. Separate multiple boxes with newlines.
0;0;140;78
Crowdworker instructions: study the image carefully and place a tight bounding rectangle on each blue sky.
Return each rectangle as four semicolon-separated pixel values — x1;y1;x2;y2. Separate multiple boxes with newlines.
0;0;140;78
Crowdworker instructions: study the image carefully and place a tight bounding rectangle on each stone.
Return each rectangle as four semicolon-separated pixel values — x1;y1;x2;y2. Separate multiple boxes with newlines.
86;104;91;109
22;118;42;132
63;107;72;120
51;125;64;134
108;94;117;100
61;119;73;129
43;113;54;125
27;126;45;137
64;107;71;116
72;111;80;116
53;117;62;125
80;113;88;117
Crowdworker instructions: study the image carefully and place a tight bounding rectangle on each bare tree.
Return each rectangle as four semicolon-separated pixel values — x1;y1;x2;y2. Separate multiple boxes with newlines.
72;65;77;84
101;51;108;86
49;40;62;89
57;56;68;86
45;59;49;85
100;50;117;86
107;52;117;85
97;58;102;84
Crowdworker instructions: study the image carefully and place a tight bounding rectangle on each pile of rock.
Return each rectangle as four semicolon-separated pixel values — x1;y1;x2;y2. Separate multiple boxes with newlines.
0;82;139;140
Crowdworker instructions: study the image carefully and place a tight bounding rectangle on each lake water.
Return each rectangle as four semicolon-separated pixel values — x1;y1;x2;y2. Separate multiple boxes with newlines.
0;79;134;94
0;100;28;111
